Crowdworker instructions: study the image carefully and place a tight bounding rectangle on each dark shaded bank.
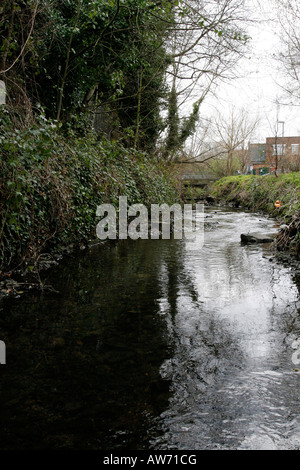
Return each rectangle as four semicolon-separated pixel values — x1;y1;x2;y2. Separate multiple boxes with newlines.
0;122;181;272
0;109;182;297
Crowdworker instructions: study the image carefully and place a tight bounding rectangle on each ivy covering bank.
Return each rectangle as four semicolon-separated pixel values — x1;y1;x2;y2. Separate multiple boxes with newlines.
210;173;300;254
0;109;181;271
0;0;250;274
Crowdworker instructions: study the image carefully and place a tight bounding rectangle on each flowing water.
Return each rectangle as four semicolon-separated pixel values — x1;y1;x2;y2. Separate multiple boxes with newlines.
0;207;300;450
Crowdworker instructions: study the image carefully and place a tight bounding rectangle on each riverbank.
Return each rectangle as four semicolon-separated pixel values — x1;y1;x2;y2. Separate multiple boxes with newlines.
0;110;182;297
209;173;300;256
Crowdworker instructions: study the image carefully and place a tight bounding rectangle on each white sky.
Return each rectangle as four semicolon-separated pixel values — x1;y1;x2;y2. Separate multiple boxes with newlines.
201;0;300;142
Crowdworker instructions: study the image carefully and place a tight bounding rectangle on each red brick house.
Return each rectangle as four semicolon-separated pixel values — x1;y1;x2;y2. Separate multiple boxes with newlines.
266;136;300;173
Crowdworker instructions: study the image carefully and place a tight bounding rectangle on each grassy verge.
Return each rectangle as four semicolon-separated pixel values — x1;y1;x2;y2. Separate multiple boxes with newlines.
210;174;300;254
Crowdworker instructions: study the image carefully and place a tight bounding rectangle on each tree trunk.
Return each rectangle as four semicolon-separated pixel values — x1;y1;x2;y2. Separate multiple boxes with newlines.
134;68;143;149
56;0;82;121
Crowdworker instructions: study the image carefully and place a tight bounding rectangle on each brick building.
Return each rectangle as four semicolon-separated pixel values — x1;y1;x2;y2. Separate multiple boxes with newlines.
265;136;300;173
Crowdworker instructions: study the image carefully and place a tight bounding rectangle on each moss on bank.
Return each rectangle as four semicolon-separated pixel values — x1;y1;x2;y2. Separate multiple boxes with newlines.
210;173;300;254
0;110;182;272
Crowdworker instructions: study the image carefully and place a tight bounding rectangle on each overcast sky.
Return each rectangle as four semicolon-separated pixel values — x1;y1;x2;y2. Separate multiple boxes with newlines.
202;0;300;142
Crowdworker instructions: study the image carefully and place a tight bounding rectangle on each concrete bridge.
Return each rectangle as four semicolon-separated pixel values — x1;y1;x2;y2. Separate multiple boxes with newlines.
180;174;218;186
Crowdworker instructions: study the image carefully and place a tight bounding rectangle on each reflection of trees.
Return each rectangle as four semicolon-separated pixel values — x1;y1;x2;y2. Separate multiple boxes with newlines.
0;239;184;449
1;216;299;450
156;236;245;409
154;212;300;448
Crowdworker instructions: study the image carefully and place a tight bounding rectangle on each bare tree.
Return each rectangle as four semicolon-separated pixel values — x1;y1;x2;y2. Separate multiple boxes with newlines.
274;0;300;104
177;117;224;164
213;108;259;175
167;1;250;105
161;0;252;159
177;107;259;176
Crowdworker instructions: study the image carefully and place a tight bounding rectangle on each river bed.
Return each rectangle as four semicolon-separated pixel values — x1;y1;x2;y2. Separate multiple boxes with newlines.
0;207;300;450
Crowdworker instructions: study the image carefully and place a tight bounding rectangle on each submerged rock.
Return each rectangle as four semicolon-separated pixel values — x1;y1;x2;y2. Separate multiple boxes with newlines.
241;232;275;244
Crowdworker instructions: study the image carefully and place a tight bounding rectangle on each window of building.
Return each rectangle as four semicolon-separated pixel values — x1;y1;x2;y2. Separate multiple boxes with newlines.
291;144;299;154
272;144;286;156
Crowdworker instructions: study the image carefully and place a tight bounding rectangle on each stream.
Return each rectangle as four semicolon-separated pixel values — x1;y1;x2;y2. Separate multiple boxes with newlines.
0;207;300;450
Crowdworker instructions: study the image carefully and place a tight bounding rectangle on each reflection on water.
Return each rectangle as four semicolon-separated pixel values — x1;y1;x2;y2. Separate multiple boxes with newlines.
153;208;300;450
0;207;300;450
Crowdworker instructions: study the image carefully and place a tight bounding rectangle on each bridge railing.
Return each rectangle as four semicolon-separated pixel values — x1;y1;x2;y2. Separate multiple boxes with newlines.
179;174;217;181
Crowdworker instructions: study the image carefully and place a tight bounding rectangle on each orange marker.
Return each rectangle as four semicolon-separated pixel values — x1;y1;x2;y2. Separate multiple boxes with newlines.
275;200;281;208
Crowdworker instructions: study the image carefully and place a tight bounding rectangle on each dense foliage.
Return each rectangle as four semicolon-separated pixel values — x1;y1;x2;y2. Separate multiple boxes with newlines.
1;0;248;150
0;107;181;270
1;0;176;150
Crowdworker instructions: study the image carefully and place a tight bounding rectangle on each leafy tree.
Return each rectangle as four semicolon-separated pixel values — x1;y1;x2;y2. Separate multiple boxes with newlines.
164;84;202;159
1;0;175;150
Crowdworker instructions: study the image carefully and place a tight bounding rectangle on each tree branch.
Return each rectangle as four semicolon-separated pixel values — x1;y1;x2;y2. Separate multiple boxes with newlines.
0;0;39;75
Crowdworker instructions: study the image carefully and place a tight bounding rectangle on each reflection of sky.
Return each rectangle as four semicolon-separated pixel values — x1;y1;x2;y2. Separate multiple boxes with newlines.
154;208;300;450
157;209;299;363
182;210;298;361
